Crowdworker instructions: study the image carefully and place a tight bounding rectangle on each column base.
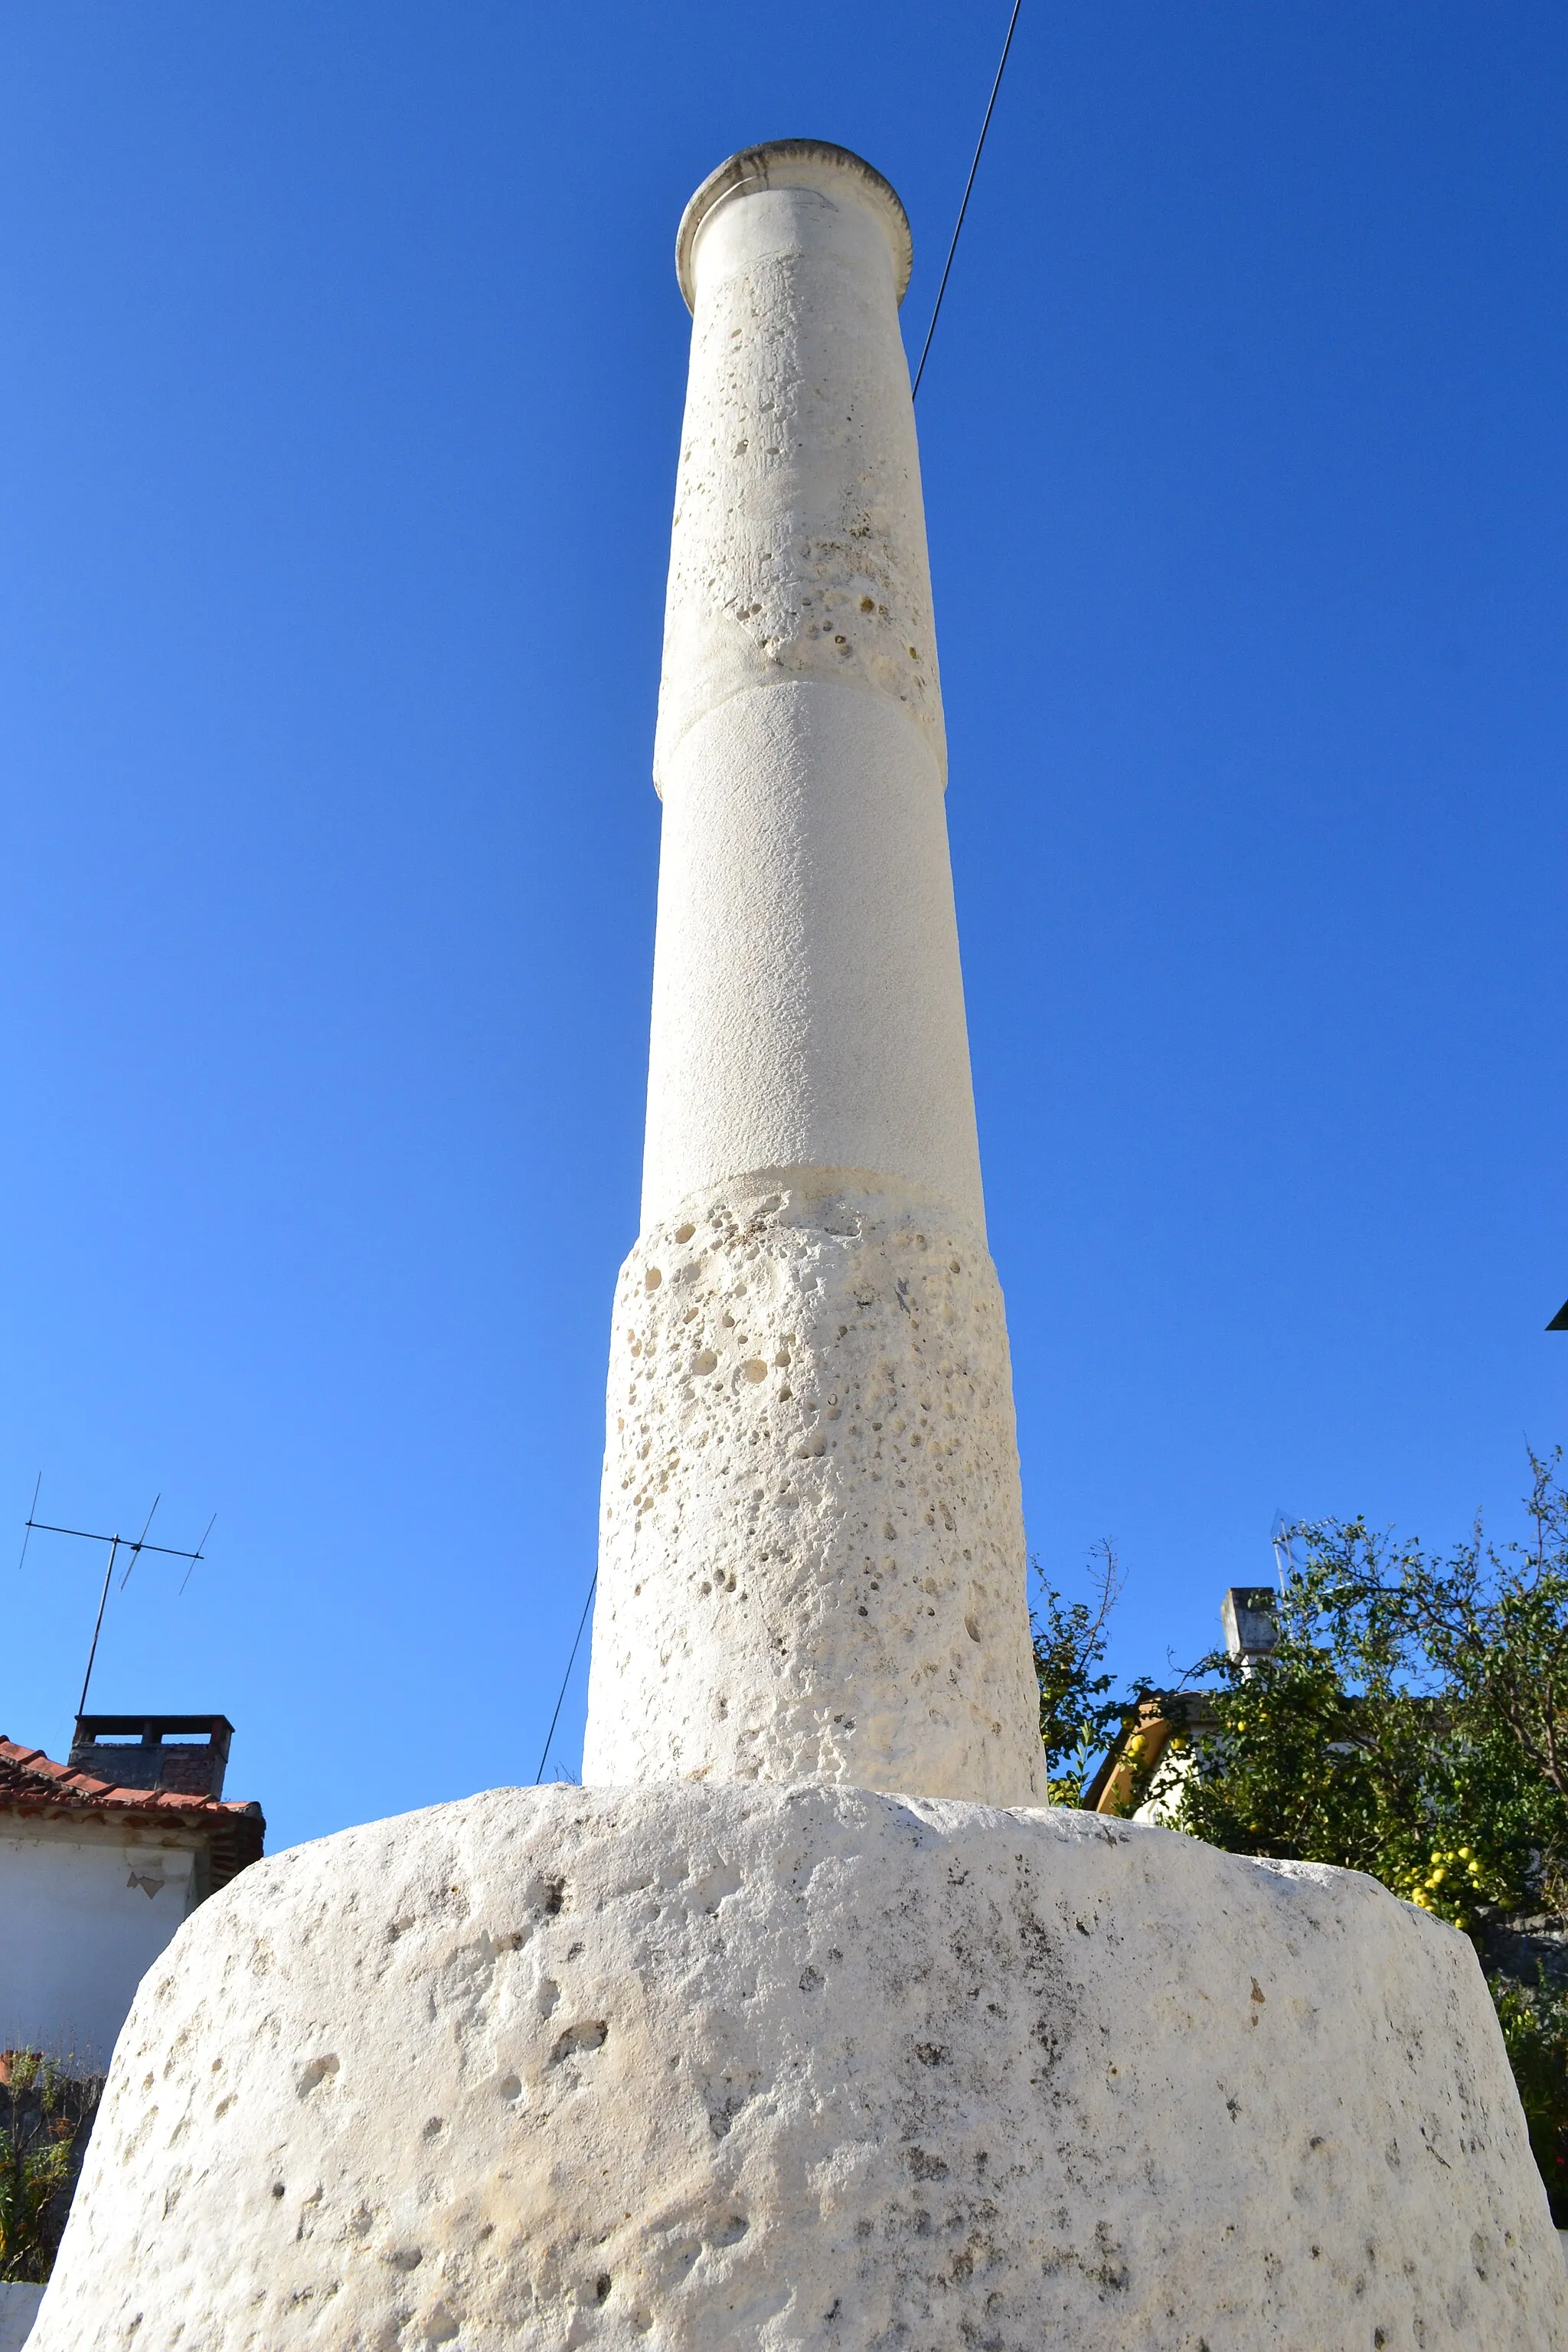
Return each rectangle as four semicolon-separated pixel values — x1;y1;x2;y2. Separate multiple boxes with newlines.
30;1785;1563;2350
584;1171;1044;1806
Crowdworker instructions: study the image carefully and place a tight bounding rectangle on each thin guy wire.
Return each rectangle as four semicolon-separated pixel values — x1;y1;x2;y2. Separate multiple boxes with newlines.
179;1514;217;1596
534;1569;598;1782
118;1494;162;1590
911;0;1024;400
17;1473;41;1573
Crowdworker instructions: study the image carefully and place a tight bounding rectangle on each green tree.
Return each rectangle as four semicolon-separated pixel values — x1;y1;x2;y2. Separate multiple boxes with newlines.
1032;1543;1133;1805
1148;1451;1568;1928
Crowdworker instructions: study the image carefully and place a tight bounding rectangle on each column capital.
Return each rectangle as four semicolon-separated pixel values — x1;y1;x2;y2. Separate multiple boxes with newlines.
675;139;913;312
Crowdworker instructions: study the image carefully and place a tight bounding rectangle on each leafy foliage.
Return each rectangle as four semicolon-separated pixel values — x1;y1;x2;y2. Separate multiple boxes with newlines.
1031;1543;1132;1805
1490;1972;1568;2224
1148;1450;1568;1929
0;2052;100;2285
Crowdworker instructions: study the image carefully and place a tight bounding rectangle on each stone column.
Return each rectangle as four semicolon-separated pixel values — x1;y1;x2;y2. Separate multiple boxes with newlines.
30;142;1563;2352
583;142;1044;1805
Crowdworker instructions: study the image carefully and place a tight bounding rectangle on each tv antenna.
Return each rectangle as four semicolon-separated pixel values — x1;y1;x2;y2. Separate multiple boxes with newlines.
1269;1511;1296;1592
18;1478;217;1717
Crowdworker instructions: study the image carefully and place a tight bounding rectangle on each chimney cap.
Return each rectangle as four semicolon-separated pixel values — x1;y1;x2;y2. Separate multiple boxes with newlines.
68;1713;235;1800
675;139;913;314
72;1713;233;1745
1220;1588;1279;1662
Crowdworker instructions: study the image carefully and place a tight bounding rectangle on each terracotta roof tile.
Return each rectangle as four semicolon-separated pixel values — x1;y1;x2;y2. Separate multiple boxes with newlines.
0;1736;266;1890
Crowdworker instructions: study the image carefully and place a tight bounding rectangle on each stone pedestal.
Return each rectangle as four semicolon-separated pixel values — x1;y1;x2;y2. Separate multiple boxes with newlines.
29;1786;1565;2349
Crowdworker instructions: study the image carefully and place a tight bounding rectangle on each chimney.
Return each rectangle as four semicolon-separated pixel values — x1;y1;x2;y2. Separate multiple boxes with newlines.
1221;1589;1279;1671
68;1713;234;1799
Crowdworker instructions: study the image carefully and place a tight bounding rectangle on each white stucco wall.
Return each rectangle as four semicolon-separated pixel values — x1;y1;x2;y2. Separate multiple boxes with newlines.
0;2284;44;2352
0;1818;198;2073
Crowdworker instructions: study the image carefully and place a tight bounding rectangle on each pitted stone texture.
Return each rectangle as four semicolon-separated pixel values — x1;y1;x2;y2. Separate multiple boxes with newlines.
654;151;945;791
30;1786;1564;2351
583;1178;1044;1806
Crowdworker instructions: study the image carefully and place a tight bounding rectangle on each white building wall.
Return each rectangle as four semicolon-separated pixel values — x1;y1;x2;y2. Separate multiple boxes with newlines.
0;1818;198;2073
0;2283;44;2352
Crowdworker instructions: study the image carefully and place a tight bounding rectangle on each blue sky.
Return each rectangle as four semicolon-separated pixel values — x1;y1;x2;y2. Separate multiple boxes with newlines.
2;3;1563;1851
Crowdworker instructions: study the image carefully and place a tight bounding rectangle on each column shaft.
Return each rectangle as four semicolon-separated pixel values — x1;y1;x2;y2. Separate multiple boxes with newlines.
583;144;1043;1805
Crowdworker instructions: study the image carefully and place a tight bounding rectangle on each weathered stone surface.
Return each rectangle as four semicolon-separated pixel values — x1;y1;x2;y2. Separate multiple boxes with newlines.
31;1785;1565;2350
584;1177;1044;1806
641;142;982;1243
656;143;941;795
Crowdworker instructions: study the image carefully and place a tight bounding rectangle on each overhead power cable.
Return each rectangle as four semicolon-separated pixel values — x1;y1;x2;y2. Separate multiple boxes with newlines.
534;1567;598;1782
912;0;1025;400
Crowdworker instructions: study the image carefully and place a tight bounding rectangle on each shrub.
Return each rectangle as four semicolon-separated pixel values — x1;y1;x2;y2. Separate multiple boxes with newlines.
0;2052;102;2285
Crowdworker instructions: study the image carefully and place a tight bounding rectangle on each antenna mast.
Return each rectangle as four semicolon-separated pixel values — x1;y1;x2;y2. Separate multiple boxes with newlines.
18;1485;216;1718
1269;1511;1295;1593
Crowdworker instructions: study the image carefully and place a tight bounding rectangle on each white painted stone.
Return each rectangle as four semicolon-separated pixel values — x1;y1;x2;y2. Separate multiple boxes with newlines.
642;140;980;1236
594;140;1018;1800
584;1174;1043;1805
658;142;936;791
29;1785;1566;2350
643;686;982;1236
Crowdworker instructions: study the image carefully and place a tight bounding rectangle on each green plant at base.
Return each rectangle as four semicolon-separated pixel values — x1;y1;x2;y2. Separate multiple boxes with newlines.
0;2127;71;2285
0;2051;100;2286
1490;1974;1568;2226
1147;1635;1536;1935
